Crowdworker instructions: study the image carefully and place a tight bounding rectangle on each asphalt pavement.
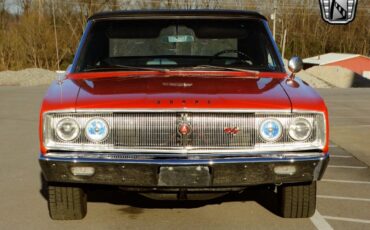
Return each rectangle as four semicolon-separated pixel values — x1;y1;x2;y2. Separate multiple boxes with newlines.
318;88;370;167
0;86;369;230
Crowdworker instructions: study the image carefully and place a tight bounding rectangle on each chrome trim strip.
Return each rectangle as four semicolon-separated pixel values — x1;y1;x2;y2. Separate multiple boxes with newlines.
44;146;324;154
43;109;326;114
43;151;325;160
313;159;325;180
44;109;293;114
40;152;329;165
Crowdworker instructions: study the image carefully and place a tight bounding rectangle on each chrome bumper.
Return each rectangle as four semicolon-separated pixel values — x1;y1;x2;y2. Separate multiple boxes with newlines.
39;152;329;188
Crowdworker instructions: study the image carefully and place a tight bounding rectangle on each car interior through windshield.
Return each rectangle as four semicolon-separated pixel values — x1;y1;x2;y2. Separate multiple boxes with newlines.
75;19;282;73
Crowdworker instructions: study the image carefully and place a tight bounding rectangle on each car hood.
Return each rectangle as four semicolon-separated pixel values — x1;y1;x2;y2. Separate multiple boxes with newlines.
70;74;292;110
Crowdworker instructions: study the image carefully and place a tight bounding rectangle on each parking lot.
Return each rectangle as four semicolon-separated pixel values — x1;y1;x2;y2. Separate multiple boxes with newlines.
0;86;369;230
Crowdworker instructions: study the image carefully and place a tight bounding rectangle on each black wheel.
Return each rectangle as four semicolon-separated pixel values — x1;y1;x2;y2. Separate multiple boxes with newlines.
279;182;316;218
47;184;87;220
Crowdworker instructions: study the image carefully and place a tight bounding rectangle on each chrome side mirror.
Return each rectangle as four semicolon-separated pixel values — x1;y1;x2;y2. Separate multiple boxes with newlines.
288;56;303;80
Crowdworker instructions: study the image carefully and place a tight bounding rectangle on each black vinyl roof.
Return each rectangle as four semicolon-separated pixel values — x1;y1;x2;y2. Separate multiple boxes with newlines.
89;9;267;21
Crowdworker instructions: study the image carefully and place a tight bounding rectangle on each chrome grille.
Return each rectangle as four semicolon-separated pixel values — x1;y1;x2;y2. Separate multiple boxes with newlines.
191;113;254;148
44;111;324;153
113;113;178;148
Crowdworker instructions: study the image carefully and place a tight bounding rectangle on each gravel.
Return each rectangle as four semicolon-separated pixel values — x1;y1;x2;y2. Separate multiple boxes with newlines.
296;70;333;88
306;66;370;88
284;59;370;88
0;68;55;87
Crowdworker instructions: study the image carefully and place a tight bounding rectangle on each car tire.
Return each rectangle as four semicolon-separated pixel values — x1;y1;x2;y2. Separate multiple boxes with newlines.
279;182;316;218
47;184;87;220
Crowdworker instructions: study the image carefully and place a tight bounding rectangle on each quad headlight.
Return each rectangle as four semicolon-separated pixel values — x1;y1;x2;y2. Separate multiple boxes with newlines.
288;118;312;141
85;118;109;142
56;118;80;141
259;119;283;142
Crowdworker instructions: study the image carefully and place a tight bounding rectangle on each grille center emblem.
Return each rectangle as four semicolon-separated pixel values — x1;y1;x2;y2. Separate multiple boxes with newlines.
178;123;191;136
224;127;240;136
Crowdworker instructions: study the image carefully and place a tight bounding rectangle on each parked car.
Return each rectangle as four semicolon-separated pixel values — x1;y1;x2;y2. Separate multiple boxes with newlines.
39;10;329;220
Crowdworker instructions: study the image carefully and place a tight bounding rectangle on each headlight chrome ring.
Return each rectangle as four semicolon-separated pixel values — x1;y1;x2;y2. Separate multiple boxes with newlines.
55;118;80;141
259;118;283;142
288;117;312;141
85;118;109;143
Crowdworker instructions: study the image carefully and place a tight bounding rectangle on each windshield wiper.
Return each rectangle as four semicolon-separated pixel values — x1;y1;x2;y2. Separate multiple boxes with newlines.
191;65;260;74
84;64;170;73
83;64;260;75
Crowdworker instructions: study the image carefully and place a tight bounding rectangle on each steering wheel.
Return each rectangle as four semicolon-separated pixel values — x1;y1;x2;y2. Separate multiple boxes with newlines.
211;50;253;65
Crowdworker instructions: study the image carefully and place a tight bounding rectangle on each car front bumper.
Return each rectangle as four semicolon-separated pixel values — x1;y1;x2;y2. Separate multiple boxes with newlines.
39;152;329;188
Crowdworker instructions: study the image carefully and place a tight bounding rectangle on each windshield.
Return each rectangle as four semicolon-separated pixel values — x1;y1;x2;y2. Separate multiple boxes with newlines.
75;19;282;73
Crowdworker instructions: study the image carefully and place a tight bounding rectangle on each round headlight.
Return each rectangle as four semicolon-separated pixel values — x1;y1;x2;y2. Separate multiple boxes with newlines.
56;118;80;141
85;118;109;142
289;118;312;141
259;119;283;142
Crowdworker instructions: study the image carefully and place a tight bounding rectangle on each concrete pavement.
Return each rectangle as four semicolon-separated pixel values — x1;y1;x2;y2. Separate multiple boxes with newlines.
0;86;369;230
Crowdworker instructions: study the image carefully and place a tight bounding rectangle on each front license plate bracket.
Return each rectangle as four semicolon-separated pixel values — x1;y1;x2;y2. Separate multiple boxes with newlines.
158;166;211;187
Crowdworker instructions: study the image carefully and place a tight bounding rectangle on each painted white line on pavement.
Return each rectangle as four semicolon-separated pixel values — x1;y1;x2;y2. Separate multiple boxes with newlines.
311;210;333;230
333;126;370;129
327;165;367;169
323;216;370;224
331;116;370;118
329;155;352;158
318;195;370;202
326;99;370;103
322;179;370;185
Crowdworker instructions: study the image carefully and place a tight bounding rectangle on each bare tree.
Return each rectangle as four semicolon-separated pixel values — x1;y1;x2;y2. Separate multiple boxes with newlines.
0;0;368;71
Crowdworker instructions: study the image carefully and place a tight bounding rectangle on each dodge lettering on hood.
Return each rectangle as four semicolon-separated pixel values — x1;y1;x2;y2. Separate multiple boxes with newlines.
39;10;329;220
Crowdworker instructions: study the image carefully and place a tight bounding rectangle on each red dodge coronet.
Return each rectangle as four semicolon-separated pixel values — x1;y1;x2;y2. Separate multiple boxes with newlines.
39;10;329;220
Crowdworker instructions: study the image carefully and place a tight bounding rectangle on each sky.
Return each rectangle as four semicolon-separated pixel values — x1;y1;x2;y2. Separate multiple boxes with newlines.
3;0;22;14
